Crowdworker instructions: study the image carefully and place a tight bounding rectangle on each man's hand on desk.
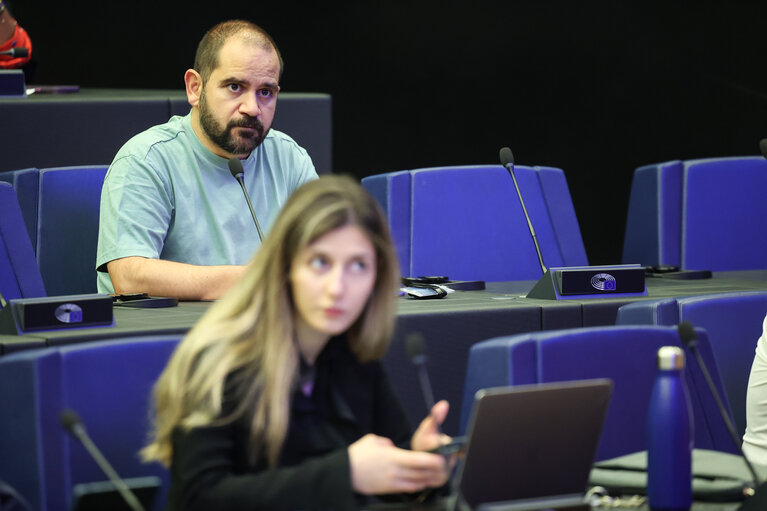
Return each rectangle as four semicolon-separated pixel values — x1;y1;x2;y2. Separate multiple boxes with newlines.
107;256;246;301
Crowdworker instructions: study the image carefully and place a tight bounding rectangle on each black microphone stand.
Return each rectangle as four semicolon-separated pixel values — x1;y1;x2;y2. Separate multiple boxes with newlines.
60;410;146;511
499;147;547;275
406;333;439;428
228;157;264;242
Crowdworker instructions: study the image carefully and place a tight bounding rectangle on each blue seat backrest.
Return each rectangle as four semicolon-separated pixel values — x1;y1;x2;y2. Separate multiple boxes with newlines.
363;165;587;281
36;166;108;295
622;161;683;268
361;170;412;273
682;157;767;270
0;335;180;511
0;182;46;300
0;168;39;252
461;325;736;461
617;291;767;437
622;157;767;270
536;166;588;267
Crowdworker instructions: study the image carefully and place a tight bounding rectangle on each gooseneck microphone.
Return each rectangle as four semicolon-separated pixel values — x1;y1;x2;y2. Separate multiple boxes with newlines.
759;139;767;160
406;333;447;436
228;157;264;242
406;333;438;414
676;322;761;489
0;47;29;58
499;147;547;274
59;409;146;511
406;333;469;460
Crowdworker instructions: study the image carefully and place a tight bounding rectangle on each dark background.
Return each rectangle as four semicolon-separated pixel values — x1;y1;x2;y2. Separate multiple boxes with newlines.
10;1;767;264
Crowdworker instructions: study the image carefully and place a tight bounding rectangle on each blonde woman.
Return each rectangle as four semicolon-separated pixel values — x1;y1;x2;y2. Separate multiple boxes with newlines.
142;175;451;510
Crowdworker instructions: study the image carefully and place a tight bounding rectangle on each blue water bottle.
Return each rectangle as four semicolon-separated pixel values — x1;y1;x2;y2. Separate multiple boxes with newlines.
647;346;693;511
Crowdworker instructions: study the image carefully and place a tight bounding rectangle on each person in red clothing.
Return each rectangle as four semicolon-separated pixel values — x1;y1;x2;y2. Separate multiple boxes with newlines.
0;0;32;69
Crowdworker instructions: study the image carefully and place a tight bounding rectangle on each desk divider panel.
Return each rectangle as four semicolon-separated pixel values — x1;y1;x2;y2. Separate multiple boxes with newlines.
0;99;170;172
1;90;333;175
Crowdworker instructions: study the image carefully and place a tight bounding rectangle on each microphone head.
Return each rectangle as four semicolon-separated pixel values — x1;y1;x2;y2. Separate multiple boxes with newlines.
760;139;767;160
677;321;698;348
405;333;427;365
228;157;244;179
13;47;29;58
59;409;82;433
499;147;514;168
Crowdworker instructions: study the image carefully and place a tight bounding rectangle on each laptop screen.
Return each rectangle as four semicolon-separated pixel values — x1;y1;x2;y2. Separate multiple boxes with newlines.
458;379;612;509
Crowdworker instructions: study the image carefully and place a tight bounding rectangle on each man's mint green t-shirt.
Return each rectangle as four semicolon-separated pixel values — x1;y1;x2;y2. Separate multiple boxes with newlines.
96;113;318;294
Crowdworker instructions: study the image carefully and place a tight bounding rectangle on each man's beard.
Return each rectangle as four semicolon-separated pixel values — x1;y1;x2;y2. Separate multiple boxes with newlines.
198;90;268;156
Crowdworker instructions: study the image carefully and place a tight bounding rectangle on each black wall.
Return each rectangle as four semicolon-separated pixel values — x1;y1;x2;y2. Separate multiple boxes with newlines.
12;1;767;264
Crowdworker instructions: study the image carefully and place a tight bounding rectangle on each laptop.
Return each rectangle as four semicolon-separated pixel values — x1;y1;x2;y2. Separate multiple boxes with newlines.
455;379;612;511
366;379;612;511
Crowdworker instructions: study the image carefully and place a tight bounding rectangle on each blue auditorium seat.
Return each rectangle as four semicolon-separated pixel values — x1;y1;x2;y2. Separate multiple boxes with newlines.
0;168;39;252
362;170;412;274
36;166;108;295
616;291;767;437
0;182;46;301
622;157;767;270
362;165;587;281
0;335;180;511
460;325;736;461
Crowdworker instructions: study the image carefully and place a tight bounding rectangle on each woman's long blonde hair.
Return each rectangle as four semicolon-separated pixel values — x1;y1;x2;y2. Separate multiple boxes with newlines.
141;175;400;467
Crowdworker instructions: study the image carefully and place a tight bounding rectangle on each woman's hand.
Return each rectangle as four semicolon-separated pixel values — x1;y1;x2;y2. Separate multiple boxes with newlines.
348;434;449;495
411;400;451;452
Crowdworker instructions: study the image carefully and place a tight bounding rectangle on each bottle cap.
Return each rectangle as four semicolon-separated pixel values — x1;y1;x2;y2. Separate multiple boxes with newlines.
657;346;685;370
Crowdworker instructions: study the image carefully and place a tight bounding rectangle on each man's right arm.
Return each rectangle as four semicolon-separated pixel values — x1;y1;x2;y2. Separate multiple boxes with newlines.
108;257;246;301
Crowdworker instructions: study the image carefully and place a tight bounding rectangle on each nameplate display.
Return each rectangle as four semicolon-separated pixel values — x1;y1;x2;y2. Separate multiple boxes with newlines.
0;70;26;97
526;265;647;300
0;294;114;335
